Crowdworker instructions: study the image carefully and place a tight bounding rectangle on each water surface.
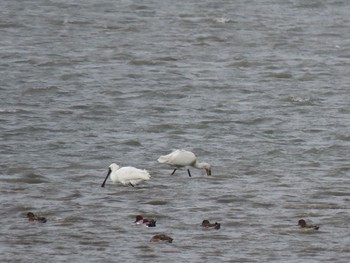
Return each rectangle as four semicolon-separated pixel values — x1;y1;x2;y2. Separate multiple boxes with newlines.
1;0;350;262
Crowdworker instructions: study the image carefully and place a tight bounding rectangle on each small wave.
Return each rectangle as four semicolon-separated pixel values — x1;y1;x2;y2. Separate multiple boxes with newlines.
212;17;231;24
155;56;179;62
298;73;316;81
216;194;246;204
295;2;324;9
128;59;162;66
60;73;86;81
288;96;315;105
303;147;324;154
62;215;86;223
63;18;91;25
235;117;273;125
143;200;168;206
147;124;178;133
266;72;293;79
6;173;48;184
122;139;142;146
231;59;251;68
0;109;19;113
195;34;227;43
22;86;59;94
251;201;275;209
336;134;350;141
193;234;232;241
314;191;350;197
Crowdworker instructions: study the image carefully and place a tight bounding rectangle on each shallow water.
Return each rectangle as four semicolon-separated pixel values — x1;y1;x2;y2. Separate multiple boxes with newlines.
1;0;350;262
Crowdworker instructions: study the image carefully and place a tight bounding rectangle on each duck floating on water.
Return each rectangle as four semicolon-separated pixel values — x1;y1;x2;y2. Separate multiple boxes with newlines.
135;215;156;227
150;234;173;243
101;163;151;187
27;212;47;223
158;149;211;177
201;220;220;229
298;219;319;230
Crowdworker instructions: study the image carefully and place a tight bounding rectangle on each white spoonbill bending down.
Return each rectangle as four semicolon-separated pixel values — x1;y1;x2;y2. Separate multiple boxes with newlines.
158;149;211;177
101;163;151;187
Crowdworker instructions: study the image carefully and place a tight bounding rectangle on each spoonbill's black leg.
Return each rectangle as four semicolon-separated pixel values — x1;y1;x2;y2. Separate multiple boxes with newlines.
129;183;135;187
171;169;177;175
187;169;192;177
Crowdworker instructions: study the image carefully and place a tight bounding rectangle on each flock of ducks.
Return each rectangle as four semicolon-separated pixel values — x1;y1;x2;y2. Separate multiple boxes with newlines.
133;214;221;242
26;149;320;242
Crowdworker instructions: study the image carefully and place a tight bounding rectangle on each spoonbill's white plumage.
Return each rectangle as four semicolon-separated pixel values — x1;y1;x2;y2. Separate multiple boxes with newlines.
101;163;150;187
157;149;211;177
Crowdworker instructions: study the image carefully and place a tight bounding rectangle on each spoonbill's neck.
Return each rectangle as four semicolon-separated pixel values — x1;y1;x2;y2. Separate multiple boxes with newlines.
194;161;207;169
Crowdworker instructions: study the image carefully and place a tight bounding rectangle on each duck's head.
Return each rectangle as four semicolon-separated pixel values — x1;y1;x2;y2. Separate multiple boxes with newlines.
135;215;143;223
27;212;35;219
298;219;307;227
201;220;210;226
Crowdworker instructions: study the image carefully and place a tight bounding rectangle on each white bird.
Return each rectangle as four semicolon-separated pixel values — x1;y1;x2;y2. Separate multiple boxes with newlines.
157;149;211;177
101;163;151;187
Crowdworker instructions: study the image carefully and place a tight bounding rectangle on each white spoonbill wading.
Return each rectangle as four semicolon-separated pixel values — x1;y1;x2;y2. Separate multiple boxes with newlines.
101;163;151;187
157;149;211;177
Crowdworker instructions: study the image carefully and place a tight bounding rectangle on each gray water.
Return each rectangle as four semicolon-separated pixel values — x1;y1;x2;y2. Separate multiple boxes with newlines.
1;0;350;262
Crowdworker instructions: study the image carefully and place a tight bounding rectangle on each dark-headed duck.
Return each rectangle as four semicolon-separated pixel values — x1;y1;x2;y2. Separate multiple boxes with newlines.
27;212;47;223
150;234;173;243
143;219;156;227
298;219;319;230
201;219;220;230
135;215;156;227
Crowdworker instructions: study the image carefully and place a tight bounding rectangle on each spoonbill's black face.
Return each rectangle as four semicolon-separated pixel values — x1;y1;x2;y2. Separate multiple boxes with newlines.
101;168;112;187
206;168;212;176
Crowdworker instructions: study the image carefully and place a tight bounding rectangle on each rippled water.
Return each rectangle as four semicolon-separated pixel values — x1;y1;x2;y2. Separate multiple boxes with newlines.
1;0;350;262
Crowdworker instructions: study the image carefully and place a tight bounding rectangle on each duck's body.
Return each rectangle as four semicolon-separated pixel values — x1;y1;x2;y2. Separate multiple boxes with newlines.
27;212;47;223
158;149;211;177
201;220;220;230
135;215;156;227
143;219;157;227
101;163;150;187
298;219;319;230
150;234;173;243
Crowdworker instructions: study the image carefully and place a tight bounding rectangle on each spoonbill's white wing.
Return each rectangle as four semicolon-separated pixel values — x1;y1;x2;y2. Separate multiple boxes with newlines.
102;163;150;187
158;150;196;166
116;167;150;184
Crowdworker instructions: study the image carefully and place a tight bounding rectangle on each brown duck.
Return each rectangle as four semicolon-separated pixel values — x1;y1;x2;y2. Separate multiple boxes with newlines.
150;234;173;243
298;219;319;230
27;212;47;223
201;220;220;230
